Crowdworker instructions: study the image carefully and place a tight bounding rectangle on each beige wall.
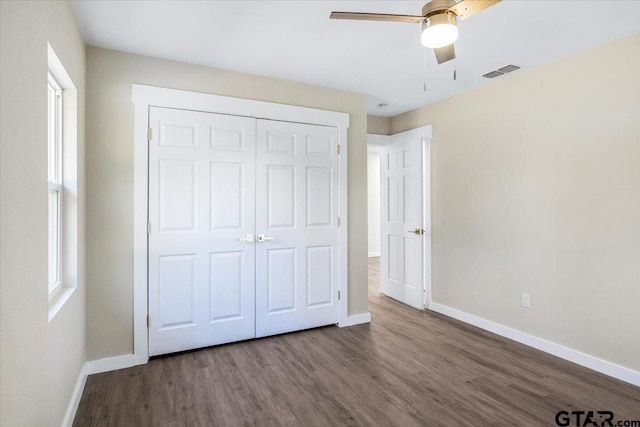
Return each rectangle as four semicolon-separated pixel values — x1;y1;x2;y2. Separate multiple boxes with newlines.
391;34;640;371
0;1;86;425
367;115;391;135
86;47;368;360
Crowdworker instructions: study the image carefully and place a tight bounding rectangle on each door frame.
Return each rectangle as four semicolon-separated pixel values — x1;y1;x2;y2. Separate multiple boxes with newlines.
373;125;432;310
420;127;432;310
132;84;350;365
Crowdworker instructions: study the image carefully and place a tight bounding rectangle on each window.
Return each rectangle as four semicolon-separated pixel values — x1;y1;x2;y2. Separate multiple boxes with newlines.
47;43;79;321
48;72;63;297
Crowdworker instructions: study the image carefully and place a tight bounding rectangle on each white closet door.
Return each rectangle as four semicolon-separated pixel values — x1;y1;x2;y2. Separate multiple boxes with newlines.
148;107;257;356
381;129;424;309
255;120;340;337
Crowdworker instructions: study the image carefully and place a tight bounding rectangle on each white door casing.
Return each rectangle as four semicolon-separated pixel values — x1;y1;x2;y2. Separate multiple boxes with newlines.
133;85;352;365
148;107;257;356
381;127;429;310
255;120;340;337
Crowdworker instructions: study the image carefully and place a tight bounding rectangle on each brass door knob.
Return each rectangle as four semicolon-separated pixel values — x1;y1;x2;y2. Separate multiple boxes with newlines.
408;228;425;235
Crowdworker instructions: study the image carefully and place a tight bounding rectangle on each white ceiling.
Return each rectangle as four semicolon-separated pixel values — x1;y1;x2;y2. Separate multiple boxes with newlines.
71;0;640;117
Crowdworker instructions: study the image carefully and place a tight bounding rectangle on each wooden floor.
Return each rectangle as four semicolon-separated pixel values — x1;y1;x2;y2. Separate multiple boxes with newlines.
74;258;640;426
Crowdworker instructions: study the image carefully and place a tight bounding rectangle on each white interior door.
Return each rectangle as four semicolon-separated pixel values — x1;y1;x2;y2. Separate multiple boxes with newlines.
148;107;257;356
254;120;340;337
381;128;425;310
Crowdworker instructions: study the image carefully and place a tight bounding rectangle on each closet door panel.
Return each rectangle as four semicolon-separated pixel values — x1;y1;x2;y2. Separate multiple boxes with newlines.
148;107;257;356
255;120;340;337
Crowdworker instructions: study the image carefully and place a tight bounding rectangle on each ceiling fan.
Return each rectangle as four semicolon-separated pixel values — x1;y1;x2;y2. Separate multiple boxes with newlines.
330;0;501;65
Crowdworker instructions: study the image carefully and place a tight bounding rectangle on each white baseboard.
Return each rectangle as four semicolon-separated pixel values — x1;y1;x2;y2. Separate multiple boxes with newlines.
430;303;640;388
338;312;371;327
87;354;136;375
368;251;380;258
61;363;87;427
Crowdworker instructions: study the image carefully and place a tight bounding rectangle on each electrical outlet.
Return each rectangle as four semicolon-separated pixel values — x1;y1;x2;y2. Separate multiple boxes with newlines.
521;293;531;308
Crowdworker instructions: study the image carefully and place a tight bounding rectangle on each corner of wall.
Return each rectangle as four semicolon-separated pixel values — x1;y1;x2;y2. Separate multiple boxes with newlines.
367;115;392;136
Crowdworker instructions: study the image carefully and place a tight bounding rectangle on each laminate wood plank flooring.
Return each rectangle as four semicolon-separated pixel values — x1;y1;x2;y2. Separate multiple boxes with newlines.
74;258;640;426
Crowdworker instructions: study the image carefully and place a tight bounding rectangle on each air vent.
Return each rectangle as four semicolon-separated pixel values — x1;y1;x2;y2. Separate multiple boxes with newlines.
497;64;520;74
482;71;504;79
482;64;521;79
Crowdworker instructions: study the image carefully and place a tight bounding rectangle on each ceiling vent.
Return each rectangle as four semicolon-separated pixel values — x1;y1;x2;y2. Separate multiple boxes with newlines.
482;64;520;79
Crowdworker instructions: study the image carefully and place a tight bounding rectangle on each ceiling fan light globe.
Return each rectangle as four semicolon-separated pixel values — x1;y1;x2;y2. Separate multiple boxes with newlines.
421;13;458;49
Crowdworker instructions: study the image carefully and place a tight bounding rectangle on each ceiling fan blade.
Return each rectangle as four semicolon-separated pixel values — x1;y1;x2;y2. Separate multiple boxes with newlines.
434;44;456;64
330;12;425;24
448;0;501;20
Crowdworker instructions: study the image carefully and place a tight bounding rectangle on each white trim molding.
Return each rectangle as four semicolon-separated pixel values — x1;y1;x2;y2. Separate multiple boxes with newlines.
338;312;371;327
87;354;136;375
337;125;350;334
421;128;432;310
133;84;350;365
430;303;640;387
61;363;87;427
132;85;349;128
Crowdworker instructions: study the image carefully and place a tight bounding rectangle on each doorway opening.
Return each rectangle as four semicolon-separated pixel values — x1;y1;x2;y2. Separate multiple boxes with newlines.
367;126;432;310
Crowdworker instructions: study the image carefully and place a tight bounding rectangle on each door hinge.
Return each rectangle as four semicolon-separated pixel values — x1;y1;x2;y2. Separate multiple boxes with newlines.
337;217;340;227
147;222;151;235
338;290;341;300
147;316;150;328
337;144;341;155
147;128;152;142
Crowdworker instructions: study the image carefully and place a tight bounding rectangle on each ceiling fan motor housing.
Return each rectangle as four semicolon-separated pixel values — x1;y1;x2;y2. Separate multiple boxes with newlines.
426;12;457;28
422;0;458;17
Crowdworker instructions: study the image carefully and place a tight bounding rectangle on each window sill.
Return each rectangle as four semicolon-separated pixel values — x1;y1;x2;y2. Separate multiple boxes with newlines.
48;285;76;322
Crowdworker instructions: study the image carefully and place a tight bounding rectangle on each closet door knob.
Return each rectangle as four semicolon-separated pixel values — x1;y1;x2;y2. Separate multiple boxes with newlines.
238;234;254;243
257;234;274;242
